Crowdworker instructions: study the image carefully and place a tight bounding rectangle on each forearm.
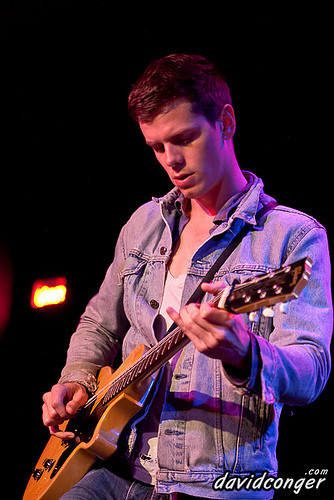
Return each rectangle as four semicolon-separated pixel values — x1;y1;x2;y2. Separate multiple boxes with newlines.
59;227;130;393
59;315;122;393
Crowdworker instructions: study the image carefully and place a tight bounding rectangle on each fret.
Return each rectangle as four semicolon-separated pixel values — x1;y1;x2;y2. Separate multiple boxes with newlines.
141;355;150;372
158;342;166;356
99;330;189;407
153;348;160;362
167;337;174;350
170;330;182;347
131;362;140;379
128;369;135;383
122;372;130;387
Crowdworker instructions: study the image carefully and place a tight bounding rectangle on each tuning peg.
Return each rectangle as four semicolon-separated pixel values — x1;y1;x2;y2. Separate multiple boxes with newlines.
263;306;275;318
279;302;289;314
249;311;259;323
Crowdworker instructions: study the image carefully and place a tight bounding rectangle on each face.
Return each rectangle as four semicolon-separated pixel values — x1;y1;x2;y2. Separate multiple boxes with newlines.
139;100;227;206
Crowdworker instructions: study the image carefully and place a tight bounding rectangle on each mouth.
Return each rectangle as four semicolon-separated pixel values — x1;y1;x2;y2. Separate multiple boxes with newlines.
172;173;193;187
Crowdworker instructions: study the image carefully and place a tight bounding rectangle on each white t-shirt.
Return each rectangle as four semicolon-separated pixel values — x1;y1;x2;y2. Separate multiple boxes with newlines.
159;271;187;330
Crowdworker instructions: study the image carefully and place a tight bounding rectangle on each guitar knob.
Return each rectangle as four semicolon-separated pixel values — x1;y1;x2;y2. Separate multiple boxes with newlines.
263;307;275;318
279;302;289;314
249;311;259;323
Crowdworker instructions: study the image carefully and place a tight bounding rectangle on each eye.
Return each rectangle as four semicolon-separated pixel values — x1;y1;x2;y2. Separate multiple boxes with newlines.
175;135;193;146
174;129;200;147
153;144;165;154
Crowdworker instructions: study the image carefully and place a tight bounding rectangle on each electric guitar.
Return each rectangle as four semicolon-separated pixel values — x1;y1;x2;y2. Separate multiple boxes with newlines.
23;257;312;500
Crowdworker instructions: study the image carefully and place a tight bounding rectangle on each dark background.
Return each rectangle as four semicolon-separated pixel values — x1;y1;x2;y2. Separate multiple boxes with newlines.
0;2;333;498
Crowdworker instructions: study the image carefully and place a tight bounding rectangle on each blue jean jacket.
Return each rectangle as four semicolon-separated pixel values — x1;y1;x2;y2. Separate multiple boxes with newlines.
60;172;332;498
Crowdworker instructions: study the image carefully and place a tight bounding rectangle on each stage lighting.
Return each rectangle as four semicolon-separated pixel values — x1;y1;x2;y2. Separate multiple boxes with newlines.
31;277;67;308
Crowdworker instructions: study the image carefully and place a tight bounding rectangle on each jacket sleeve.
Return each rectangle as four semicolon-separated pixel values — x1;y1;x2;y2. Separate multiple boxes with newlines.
59;225;130;393
225;224;332;406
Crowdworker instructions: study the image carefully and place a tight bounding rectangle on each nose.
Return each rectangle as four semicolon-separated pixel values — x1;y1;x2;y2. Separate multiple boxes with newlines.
164;144;185;169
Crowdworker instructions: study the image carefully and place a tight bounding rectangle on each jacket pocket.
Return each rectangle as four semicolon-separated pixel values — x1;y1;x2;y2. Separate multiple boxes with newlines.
119;249;150;280
118;250;151;323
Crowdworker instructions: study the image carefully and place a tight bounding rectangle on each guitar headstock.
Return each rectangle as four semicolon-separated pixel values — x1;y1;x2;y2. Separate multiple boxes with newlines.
220;257;312;317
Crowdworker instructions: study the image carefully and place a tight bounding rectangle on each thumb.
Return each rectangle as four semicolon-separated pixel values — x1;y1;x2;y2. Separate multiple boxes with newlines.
65;385;87;416
201;281;226;295
50;425;76;441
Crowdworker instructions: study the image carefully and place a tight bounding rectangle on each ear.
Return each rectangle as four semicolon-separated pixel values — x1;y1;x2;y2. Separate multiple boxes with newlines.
218;104;236;140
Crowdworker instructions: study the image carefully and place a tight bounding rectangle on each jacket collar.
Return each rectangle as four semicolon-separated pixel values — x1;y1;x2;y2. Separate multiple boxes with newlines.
153;171;276;227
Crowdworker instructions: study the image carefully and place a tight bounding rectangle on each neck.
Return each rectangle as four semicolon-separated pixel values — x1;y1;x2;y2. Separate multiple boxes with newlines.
191;157;247;218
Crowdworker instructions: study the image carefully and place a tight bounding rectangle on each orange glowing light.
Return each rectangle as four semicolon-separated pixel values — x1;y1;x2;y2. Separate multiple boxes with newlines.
31;278;67;308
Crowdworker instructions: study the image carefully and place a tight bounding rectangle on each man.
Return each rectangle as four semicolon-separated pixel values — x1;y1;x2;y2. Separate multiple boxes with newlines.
42;54;332;499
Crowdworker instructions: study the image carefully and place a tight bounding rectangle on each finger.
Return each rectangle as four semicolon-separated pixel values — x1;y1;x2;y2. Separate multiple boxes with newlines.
49;425;76;441
199;302;235;326
42;393;65;427
167;305;207;344
65;387;87;416
170;303;219;338
168;304;225;351
185;303;219;332
50;384;70;419
180;304;217;342
166;306;184;328
44;385;74;424
201;281;226;295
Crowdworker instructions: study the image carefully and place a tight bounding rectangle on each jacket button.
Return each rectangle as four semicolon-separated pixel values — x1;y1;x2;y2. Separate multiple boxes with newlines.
160;246;167;255
149;299;159;310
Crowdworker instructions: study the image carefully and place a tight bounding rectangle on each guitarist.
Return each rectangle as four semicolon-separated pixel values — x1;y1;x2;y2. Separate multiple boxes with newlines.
42;54;332;499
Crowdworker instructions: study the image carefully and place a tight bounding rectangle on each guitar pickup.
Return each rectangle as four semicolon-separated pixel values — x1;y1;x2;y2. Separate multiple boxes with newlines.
43;458;55;471
32;468;43;481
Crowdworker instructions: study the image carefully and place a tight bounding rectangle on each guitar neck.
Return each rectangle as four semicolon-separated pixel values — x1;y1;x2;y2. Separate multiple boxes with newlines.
101;287;228;406
101;323;191;405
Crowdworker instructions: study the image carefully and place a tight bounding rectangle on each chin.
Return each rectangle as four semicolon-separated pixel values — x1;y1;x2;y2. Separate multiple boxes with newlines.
178;182;204;199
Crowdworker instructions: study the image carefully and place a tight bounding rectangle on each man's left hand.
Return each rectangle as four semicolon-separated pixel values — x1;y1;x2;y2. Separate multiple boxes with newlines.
167;281;251;373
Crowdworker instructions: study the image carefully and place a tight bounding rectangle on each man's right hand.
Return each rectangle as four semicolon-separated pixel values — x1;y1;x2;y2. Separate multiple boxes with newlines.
42;383;88;440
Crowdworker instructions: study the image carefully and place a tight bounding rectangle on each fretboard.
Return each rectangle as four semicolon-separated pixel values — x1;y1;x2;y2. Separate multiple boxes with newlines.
100;326;187;405
100;289;225;406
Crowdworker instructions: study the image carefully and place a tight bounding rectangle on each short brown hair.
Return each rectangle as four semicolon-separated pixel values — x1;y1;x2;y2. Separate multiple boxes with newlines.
128;54;232;124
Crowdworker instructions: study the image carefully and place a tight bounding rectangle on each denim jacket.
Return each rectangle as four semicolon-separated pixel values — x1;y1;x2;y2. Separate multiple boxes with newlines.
60;172;332;498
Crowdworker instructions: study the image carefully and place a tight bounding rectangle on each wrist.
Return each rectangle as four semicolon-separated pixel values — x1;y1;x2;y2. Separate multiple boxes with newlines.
236;341;252;373
59;370;97;395
223;336;252;379
65;381;88;394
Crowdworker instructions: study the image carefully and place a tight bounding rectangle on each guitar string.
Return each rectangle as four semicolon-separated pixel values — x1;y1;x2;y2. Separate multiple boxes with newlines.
82;323;185;410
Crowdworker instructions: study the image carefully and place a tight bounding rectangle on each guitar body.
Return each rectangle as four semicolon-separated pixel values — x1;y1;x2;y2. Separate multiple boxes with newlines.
23;344;155;500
